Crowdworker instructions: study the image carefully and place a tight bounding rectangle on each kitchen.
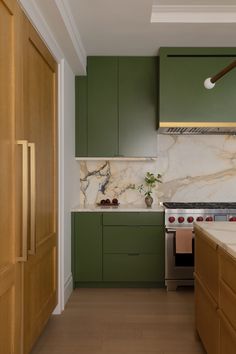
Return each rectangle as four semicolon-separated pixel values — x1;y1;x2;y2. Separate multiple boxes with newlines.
1;0;236;354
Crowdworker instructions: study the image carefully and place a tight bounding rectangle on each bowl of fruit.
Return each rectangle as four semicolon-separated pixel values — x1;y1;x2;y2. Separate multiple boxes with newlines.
97;198;119;207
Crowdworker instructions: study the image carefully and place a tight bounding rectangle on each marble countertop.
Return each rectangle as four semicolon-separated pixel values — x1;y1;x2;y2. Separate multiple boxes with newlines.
72;204;164;212
194;221;236;259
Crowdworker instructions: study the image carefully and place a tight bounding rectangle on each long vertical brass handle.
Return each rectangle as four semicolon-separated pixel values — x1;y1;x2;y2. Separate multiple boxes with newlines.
28;142;36;255
17;140;28;262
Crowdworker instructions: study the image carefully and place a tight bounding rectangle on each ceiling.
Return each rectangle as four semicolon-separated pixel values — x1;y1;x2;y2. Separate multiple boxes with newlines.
21;0;236;74
67;0;236;57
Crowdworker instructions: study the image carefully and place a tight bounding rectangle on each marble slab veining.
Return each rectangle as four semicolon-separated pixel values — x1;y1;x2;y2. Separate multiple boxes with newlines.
78;135;236;207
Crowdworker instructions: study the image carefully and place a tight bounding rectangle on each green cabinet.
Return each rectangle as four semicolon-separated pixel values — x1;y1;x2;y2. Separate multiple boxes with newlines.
119;57;157;157
159;47;236;125
75;56;158;157
73;212;102;282
87;57;118;157
72;212;165;286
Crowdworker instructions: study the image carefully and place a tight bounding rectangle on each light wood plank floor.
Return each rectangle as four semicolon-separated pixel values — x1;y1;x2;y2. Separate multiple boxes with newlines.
31;288;206;354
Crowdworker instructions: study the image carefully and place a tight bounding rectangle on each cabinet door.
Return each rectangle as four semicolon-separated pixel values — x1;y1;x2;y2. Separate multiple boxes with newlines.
0;0;21;352
74;213;102;282
119;57;157;157
87;57;118;157
75;76;87;156
160;48;236;124
22;18;57;354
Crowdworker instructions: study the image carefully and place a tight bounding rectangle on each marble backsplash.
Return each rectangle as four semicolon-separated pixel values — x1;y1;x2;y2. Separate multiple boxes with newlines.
79;135;236;206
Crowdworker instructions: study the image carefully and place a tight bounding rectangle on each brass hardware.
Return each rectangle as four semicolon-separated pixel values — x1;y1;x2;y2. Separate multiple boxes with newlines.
17;140;28;262
28;143;36;255
159;122;236;128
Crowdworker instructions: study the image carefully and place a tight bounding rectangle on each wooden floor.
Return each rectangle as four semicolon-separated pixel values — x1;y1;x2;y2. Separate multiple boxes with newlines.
31;288;206;354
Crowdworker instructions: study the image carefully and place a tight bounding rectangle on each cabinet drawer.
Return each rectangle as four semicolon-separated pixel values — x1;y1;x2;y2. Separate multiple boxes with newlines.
103;212;164;226
195;229;219;302
103;226;164;253
219;310;236;354
195;274;219;354
220;279;236;332
103;254;164;282
219;248;236;294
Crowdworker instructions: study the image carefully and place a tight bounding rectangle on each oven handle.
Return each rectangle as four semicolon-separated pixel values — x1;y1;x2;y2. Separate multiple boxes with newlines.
166;228;195;235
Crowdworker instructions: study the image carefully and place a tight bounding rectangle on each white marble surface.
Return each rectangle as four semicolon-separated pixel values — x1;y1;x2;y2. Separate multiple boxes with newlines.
194;221;236;258
72;204;164;212
79;135;236;207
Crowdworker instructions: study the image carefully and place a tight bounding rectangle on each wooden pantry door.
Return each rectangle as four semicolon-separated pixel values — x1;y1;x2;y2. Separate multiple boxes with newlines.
0;0;22;353
22;16;58;354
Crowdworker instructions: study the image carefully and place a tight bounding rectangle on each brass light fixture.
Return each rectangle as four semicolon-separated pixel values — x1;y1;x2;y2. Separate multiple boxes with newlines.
204;60;236;89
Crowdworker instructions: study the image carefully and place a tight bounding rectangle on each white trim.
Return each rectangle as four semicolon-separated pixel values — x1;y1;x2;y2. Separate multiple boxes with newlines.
18;0;63;62
64;274;73;305
54;0;87;74
151;5;236;23
54;60;65;314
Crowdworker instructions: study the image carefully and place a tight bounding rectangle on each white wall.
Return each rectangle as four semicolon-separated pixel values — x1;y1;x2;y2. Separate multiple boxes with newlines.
62;60;80;306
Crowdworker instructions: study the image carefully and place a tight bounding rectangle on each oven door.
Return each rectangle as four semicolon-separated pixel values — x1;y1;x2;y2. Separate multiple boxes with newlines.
165;228;194;281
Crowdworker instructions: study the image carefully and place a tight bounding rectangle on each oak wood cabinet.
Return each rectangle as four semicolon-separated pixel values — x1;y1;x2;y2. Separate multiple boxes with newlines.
0;1;58;353
195;228;236;354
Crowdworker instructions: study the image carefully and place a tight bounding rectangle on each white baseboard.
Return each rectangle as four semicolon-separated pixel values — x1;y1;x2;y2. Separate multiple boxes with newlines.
64;273;73;306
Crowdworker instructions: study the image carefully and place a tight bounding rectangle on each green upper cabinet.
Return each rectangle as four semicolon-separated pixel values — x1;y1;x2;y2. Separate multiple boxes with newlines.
159;47;236;124
87;57;119;156
118;57;158;157
75;56;158;157
75;76;87;156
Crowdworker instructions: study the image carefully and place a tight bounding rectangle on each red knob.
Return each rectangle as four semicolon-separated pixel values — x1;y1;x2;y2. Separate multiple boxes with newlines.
206;216;213;222
229;217;236;222
178;216;185;223
168;216;175;223
196;216;204;222
187;216;194;223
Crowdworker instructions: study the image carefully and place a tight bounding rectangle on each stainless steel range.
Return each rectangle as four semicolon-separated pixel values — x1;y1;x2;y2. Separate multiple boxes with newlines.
163;202;236;291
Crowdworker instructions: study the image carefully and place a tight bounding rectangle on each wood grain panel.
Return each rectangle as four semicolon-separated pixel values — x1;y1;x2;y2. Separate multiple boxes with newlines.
22;17;57;354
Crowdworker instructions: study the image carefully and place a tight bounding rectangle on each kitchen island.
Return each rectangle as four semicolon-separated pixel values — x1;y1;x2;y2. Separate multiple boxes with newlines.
194;222;236;354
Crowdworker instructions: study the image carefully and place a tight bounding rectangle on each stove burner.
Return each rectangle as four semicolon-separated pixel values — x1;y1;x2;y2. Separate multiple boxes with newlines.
163;202;236;209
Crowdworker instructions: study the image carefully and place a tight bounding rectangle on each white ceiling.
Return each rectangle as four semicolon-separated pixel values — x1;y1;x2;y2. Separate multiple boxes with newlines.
67;0;236;57
22;0;236;74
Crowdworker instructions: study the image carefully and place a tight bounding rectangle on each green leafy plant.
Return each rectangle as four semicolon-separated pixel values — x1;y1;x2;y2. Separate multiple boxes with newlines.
137;172;162;197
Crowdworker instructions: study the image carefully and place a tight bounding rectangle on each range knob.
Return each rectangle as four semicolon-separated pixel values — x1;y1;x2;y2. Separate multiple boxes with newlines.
229;217;236;222
205;216;213;222
196;216;204;222
178;216;185;224
187;216;194;223
168;216;175;223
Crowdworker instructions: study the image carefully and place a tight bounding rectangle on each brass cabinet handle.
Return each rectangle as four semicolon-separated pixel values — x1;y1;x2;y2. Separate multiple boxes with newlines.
28;142;36;255
17;140;28;262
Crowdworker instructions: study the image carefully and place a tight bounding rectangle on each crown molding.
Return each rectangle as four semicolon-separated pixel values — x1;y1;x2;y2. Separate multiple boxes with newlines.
18;0;64;62
54;0;87;74
151;5;236;23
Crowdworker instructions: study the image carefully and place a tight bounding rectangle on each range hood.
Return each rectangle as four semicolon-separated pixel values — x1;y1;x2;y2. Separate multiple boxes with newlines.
158;123;236;135
159;47;236;136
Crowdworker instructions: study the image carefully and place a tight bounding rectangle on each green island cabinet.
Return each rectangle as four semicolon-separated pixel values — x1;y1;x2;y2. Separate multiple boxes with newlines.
159;47;236;125
75;57;158;157
72;212;165;287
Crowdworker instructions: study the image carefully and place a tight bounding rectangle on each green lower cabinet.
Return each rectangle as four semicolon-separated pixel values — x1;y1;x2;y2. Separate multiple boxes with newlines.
103;254;164;282
73;212;102;282
72;212;165;287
